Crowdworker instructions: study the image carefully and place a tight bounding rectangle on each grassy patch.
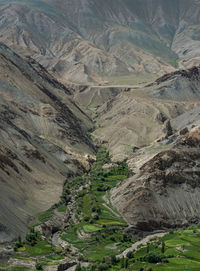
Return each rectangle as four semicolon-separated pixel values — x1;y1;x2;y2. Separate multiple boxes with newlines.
25;241;53;256
83;224;102;233
97;219;126;226
38;209;54;222
108;227;200;271
46;254;65;260
10;267;30;271
57;205;67;212
16;247;26;252
61;225;88;244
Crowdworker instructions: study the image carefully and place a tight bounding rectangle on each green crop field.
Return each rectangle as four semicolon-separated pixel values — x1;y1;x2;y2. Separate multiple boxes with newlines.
10;147;200;271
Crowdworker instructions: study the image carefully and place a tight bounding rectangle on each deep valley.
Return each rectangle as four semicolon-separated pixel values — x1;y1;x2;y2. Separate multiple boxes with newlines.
0;1;200;271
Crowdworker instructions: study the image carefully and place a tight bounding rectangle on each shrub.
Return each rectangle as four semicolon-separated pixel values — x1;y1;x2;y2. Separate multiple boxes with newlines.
161;241;165;253
120;257;125;268
13;236;23;251
83;216;90;222
36;263;43;270
125;258;129;268
123;234;131;242
26;228;40;246
146;252;165;263
97;263;109;271
126;251;134;259
111;255;117;265
146;243;150;253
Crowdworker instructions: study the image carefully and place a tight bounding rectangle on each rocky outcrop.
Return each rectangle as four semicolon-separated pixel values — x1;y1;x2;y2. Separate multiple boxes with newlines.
149;66;200;100
111;126;200;231
40;211;70;238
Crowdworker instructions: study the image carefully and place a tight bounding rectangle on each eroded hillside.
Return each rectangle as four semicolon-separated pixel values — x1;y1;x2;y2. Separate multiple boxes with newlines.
0;43;95;243
111;126;200;230
2;0;200;84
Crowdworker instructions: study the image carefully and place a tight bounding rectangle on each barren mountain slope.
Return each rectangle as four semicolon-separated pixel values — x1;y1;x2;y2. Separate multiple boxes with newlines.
2;0;200;83
111;126;200;230
0;43;94;243
89;65;200;161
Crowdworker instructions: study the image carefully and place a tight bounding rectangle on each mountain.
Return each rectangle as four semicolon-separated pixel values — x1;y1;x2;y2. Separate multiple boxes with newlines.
111;125;200;230
0;43;95;243
1;1;200;270
87;65;200;161
1;0;200;84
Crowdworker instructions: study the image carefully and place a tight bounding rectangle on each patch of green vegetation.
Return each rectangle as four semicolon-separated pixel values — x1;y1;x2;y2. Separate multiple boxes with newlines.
46;254;64;260
61;224;91;244
46;261;59;266
58;147;132;261
97;219;126;226
83;224;102;233
100;226;200;271
38;209;54;222
16;247;26;252
25;241;53;256
10;267;30;271
57;205;67;212
84;242;118;260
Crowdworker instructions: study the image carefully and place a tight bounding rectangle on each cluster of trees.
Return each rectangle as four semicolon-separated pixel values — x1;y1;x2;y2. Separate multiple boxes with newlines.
13;228;41;251
85;240;171;271
25;228;40;246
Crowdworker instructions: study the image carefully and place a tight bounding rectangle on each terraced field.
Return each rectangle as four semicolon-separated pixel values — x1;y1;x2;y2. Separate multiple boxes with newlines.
59;147;133;260
3;148;200;270
108;227;200;271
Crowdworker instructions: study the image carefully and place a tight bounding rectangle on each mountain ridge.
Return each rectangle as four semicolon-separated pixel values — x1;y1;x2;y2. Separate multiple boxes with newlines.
2;0;200;84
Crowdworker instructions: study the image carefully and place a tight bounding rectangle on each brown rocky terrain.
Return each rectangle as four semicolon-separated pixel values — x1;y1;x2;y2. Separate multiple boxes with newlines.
111;126;200;231
2;0;200;84
87;65;200;161
0;0;200;249
0;43;95;243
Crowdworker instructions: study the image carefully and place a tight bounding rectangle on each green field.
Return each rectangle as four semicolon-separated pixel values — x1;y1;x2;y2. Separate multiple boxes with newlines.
107;227;200;271
25;241;53;256
38;209;54;222
10;147;200;270
83;224;102;233
58;147;132;260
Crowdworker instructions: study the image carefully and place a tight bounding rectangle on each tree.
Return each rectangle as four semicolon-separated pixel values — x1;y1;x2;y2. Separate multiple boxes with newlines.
13;236;23;251
146;243;150;253
161;241;165;254
147;252;165;263
125;258;129;268
126;250;134;259
120;257;125;268
26;228;39;246
97;263;109;271
111;255;117;265
36;263;43;270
